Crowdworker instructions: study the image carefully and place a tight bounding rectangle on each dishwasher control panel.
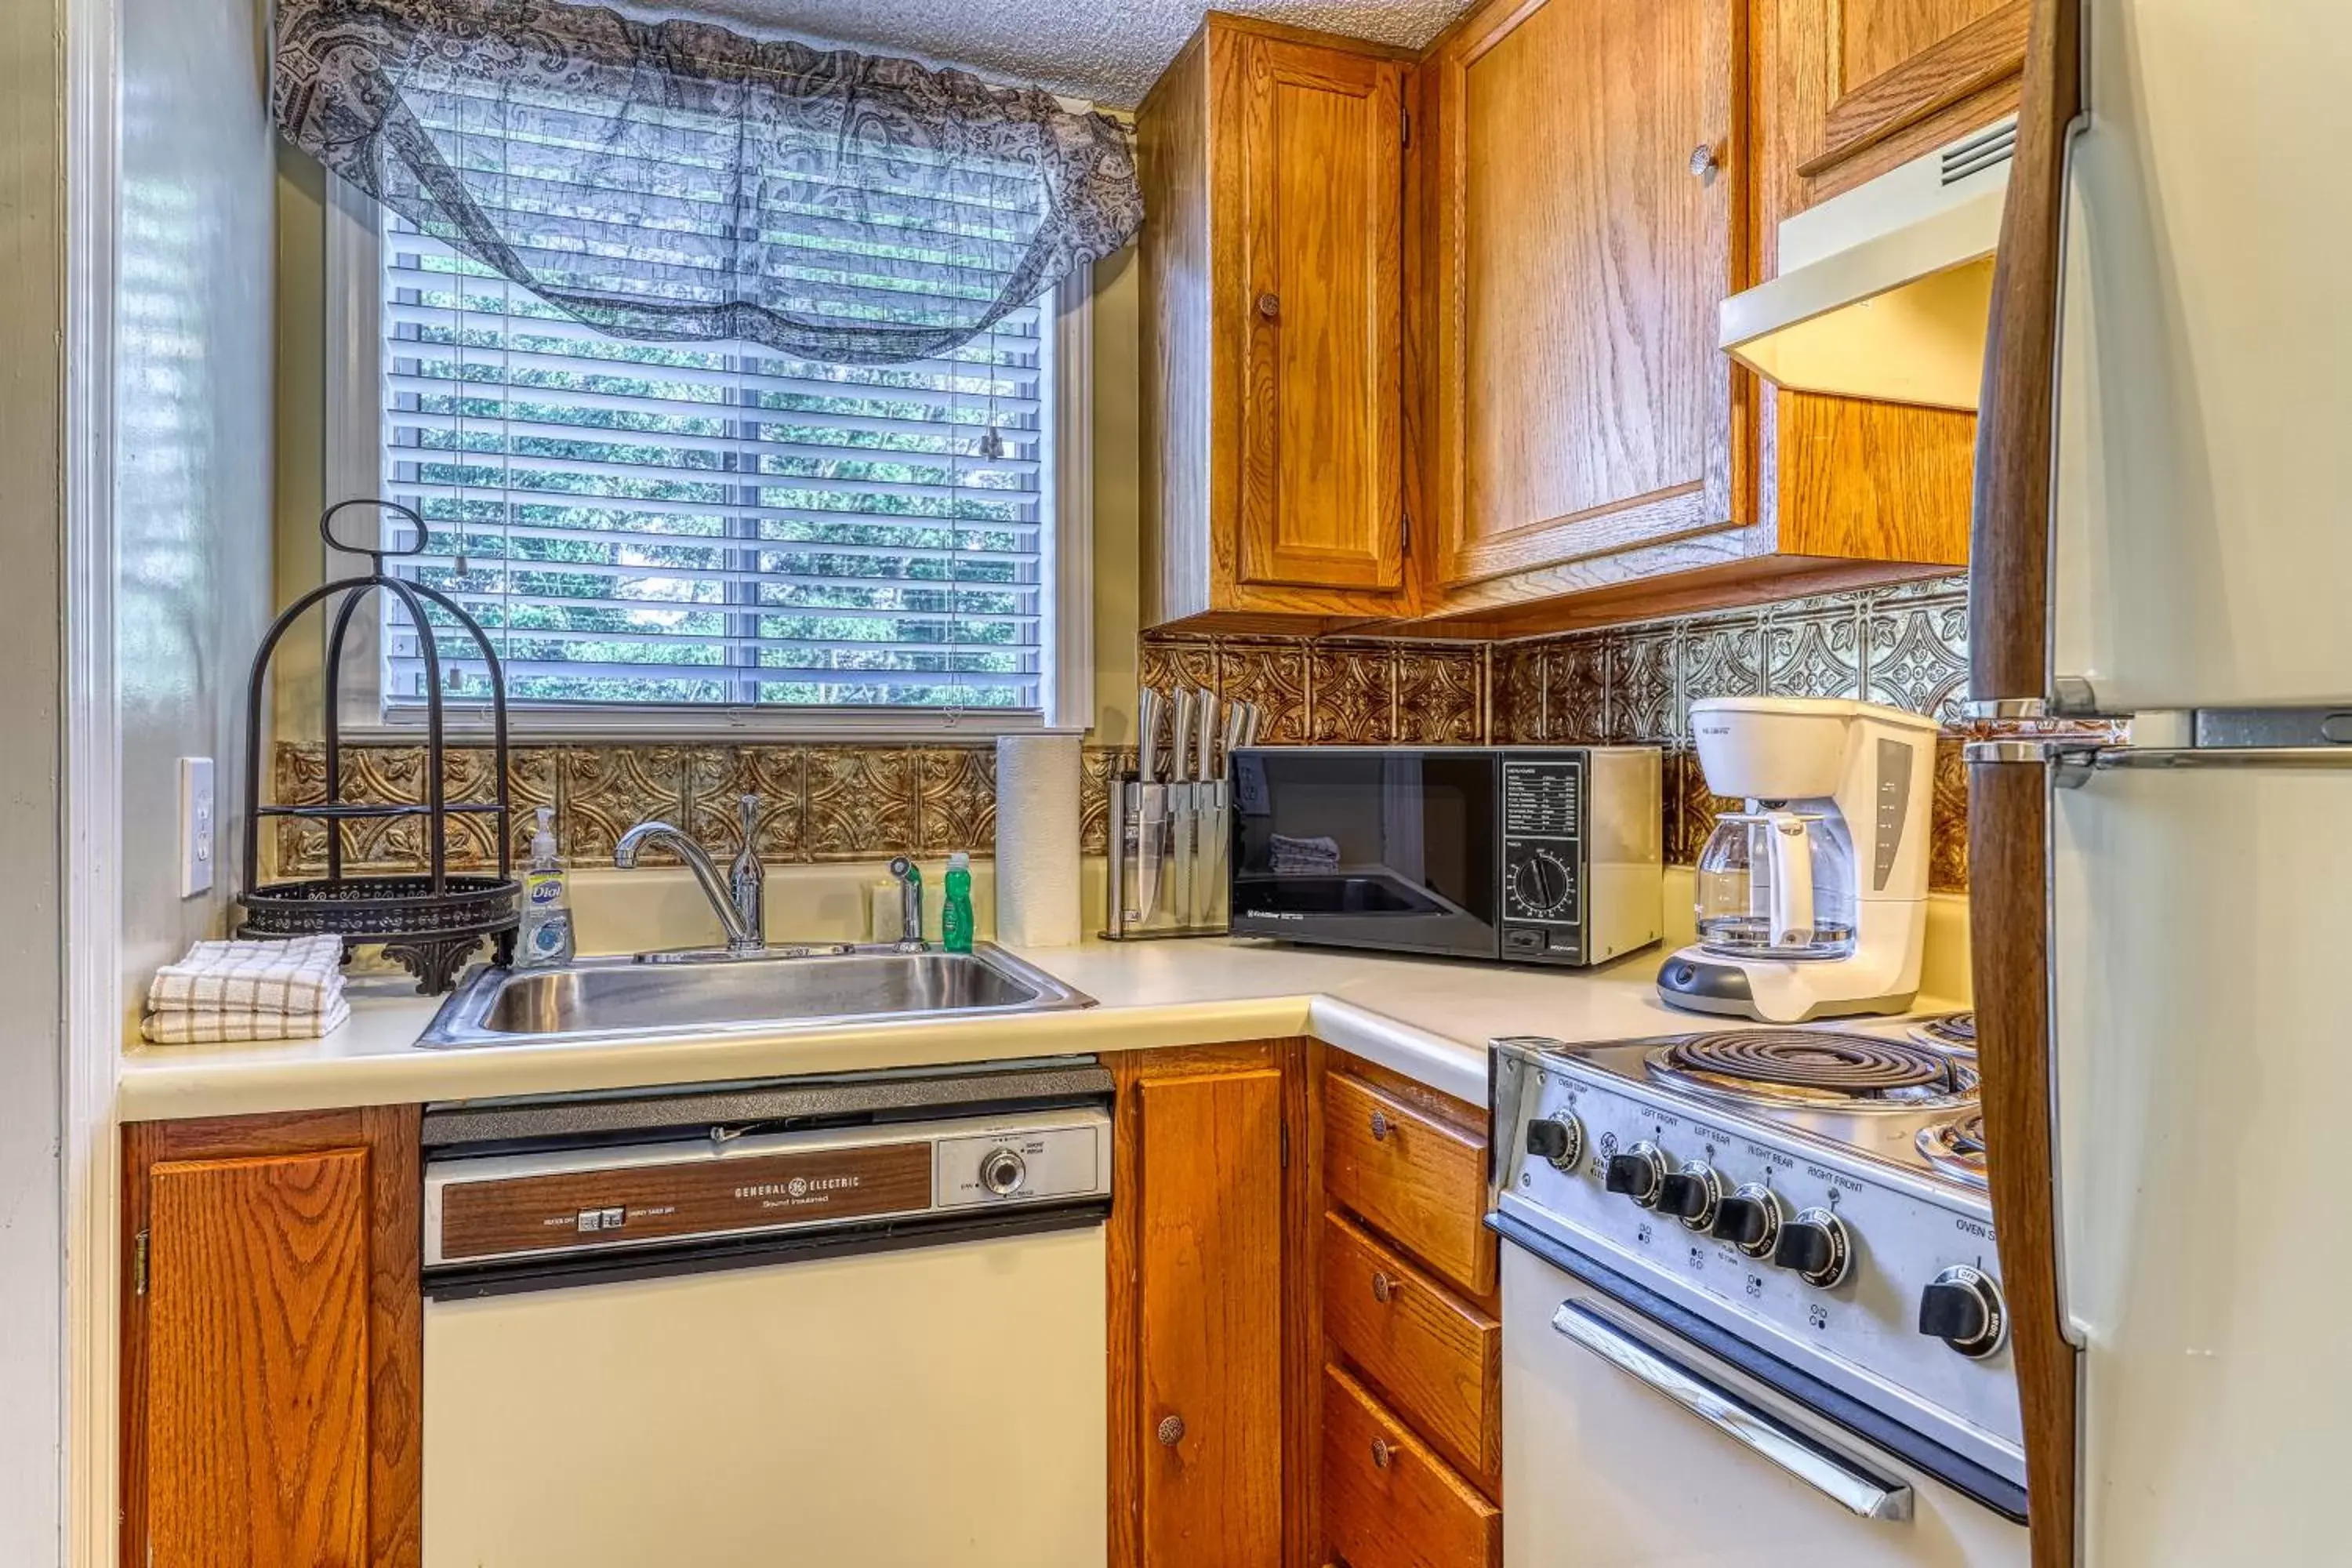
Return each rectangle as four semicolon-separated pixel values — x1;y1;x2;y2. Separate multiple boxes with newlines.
423;1105;1112;1269
937;1119;1106;1208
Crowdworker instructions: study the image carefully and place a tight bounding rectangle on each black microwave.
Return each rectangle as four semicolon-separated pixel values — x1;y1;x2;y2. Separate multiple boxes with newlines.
1227;746;1662;967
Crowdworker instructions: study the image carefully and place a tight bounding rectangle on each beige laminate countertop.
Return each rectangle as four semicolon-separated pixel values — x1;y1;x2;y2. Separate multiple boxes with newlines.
115;936;1955;1122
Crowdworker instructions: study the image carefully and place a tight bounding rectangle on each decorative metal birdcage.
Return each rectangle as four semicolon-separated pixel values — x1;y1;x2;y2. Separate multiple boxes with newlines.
238;499;520;993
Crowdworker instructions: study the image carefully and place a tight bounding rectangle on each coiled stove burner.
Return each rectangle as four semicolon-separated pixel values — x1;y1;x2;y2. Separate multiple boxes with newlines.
1908;1011;1978;1058
1644;1029;1978;1111
1917;1112;1991;1187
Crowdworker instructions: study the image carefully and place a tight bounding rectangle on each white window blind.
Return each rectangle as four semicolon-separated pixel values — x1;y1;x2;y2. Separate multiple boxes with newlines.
370;112;1054;713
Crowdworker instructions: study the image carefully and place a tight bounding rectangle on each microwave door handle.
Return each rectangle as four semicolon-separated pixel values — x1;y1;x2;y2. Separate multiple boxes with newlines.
1550;1303;1914;1522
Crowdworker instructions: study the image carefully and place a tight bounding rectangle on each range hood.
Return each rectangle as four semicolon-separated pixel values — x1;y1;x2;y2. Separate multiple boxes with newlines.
1721;121;2015;411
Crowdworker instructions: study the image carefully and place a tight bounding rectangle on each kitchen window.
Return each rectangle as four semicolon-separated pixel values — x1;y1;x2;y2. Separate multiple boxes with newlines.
322;158;1093;741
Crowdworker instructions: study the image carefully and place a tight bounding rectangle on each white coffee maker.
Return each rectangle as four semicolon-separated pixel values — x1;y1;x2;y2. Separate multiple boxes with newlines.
1655;695;1938;1022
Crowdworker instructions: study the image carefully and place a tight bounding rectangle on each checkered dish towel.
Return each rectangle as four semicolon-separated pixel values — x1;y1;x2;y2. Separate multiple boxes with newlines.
142;997;353;1045
142;934;347;1044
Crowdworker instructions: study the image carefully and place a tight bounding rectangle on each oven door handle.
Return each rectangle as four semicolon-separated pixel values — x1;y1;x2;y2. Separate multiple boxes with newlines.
1551;1302;1915;1522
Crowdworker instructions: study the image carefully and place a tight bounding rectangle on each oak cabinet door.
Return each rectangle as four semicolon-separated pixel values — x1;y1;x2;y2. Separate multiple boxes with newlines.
1427;0;1744;593
1137;1066;1286;1566
123;1108;422;1568
1237;37;1406;595
1774;0;2028;207
144;1150;373;1568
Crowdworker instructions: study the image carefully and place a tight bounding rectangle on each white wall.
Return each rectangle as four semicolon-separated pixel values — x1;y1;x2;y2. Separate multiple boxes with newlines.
116;0;275;1027
0;0;67;1552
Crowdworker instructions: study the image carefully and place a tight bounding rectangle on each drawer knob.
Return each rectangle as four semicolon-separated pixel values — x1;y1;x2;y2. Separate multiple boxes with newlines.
1369;1109;1392;1142
1256;291;1281;320
1689;142;1719;176
1370;1271;1396;1305
1156;1414;1186;1448
1370;1437;1394;1470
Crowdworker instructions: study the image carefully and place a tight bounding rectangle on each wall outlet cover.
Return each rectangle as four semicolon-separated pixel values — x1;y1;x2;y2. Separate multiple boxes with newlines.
180;756;215;898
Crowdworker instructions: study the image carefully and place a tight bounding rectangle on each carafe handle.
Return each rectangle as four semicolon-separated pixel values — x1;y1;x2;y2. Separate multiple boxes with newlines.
1766;811;1816;949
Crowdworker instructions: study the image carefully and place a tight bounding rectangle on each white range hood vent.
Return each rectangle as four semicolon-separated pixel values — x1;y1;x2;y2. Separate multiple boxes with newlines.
1720;120;2016;411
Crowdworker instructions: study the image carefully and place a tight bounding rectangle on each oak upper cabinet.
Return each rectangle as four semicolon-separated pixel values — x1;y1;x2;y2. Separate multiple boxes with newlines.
1138;15;1415;631
1402;0;1975;635
1770;0;2028;209
1110;1046;1292;1566
1418;0;1746;616
122;1109;422;1568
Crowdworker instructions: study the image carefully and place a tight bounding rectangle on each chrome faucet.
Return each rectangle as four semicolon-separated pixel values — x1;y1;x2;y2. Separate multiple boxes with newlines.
615;795;765;956
887;856;925;946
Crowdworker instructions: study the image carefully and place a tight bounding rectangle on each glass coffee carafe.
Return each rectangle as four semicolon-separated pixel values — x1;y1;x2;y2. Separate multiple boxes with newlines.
1693;808;1857;960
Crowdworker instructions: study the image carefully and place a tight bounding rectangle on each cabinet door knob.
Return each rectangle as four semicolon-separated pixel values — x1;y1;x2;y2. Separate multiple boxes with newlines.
1689;142;1719;177
1256;291;1281;321
1369;1109;1391;1142
1371;1271;1396;1305
1370;1437;1394;1470
1156;1414;1186;1448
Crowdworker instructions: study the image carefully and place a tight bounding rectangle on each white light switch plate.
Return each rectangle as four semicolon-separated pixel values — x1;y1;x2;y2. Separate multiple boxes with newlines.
180;756;215;897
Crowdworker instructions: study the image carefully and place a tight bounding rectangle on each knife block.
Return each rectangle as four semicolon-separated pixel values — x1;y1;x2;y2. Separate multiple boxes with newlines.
1101;776;1231;940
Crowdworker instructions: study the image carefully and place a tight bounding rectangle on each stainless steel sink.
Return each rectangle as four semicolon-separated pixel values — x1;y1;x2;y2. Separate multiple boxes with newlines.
417;943;1094;1049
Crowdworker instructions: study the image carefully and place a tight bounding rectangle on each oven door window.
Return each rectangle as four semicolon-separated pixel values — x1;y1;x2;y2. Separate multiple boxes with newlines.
1232;752;1497;955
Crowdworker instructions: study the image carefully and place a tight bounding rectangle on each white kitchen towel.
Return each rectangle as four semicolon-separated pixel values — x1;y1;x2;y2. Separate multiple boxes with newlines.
146;933;347;1015
141;996;352;1045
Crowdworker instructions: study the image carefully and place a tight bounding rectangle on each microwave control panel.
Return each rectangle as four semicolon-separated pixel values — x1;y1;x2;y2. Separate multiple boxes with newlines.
1501;756;1588;963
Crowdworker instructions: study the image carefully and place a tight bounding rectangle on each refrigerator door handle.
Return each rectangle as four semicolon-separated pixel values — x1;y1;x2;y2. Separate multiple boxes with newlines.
1966;735;2352;785
1548;1302;1916;1523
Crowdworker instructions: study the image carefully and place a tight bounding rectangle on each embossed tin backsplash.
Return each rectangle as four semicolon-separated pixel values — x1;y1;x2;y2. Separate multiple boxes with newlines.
1140;576;1979;892
268;741;1135;877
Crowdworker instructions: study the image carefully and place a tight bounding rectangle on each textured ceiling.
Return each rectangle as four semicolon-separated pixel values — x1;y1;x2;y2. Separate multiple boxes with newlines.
658;0;1478;108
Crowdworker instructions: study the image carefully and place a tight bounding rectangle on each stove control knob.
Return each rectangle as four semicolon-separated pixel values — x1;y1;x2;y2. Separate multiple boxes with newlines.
978;1147;1028;1197
1602;1142;1667;1207
1708;1184;1784;1258
1919;1265;2008;1359
1772;1207;1853;1288
1656;1162;1723;1231
1525;1115;1584;1171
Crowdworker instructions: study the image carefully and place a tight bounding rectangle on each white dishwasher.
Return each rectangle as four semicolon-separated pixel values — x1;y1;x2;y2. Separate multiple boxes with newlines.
418;1061;1113;1568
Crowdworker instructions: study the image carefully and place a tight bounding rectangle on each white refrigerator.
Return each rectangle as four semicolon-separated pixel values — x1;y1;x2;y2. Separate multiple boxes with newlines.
1975;1;2352;1564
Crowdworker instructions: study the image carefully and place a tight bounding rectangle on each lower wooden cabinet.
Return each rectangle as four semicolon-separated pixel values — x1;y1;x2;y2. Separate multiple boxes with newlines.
1323;1363;1501;1568
1323;1068;1495;1298
120;1043;1497;1568
121;1107;422;1568
1322;1211;1501;1490
1316;1052;1504;1566
1109;1043;1302;1567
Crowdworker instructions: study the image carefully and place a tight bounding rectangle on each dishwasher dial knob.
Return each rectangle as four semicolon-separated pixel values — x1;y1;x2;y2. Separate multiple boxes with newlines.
1708;1184;1784;1258
1524;1115;1584;1171
1919;1265;2008;1359
1655;1162;1723;1231
978;1147;1028;1197
1772;1207;1853;1288
1602;1142;1667;1207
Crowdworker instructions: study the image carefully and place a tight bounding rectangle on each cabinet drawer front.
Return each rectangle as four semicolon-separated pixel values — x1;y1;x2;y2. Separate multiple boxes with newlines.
1323;1072;1495;1296
1322;1363;1501;1568
1322;1210;1500;1485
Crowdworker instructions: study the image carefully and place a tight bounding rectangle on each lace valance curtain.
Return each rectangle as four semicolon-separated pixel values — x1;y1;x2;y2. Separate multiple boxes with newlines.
272;0;1145;364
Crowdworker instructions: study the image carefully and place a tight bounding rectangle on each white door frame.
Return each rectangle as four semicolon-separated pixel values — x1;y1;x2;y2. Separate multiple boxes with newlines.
63;0;122;1557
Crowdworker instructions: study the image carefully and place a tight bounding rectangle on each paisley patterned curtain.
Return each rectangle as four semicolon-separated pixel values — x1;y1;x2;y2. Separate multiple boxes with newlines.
272;0;1144;364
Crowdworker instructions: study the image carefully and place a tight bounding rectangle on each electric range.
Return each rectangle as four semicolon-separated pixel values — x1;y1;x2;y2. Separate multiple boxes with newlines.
1490;1014;2025;1530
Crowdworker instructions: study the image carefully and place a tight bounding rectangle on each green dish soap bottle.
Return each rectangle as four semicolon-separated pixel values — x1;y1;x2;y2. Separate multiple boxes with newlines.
942;850;975;953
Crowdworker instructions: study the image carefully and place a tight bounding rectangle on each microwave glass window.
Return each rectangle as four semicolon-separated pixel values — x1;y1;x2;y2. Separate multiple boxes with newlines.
1232;753;1497;953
